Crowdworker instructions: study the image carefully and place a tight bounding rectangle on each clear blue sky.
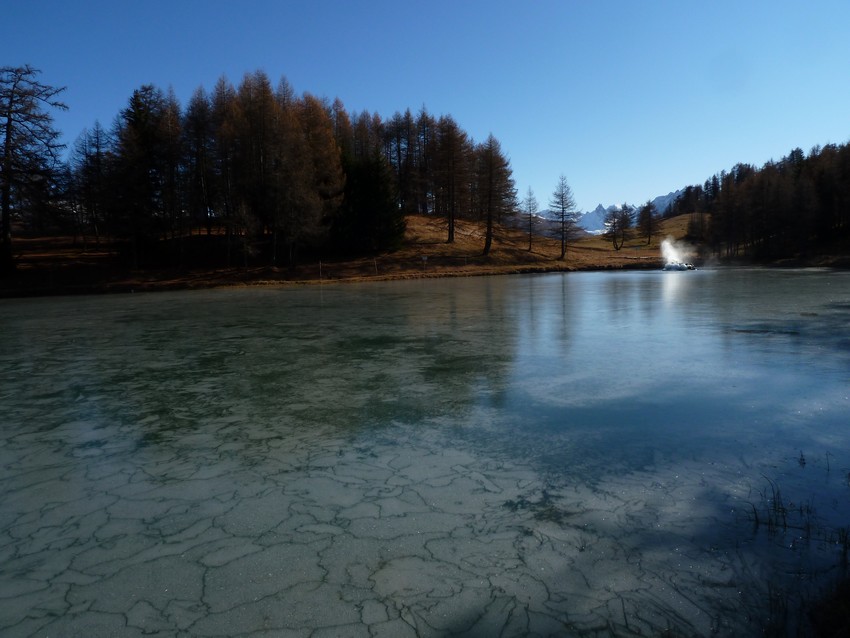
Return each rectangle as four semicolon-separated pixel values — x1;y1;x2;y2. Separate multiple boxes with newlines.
5;0;849;212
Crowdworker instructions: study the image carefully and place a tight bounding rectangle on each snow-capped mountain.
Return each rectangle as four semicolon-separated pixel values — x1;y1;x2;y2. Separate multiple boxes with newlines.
575;204;610;234
575;189;683;234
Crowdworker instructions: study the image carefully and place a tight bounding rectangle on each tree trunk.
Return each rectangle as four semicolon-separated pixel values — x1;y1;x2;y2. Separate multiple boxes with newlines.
1;113;14;273
482;150;495;256
483;195;493;256
0;191;12;274
560;221;567;260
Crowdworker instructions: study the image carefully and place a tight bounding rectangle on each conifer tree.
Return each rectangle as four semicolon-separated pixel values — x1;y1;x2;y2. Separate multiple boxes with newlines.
69;120;110;245
210;76;240;262
414;109;437;215
1;65;67;273
478;134;516;256
636;200;658;245
604;203;633;251
435;115;473;243
269;93;342;264
111;84;170;266
522;187;538;251
605;203;634;250
549;174;578;259
184;87;214;235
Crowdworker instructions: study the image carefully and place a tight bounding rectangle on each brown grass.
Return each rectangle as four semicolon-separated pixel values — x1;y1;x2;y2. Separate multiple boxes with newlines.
0;215;692;297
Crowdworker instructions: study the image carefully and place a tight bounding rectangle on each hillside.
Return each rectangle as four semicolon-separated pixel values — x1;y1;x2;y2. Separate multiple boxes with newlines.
0;215;693;298
575;190;684;234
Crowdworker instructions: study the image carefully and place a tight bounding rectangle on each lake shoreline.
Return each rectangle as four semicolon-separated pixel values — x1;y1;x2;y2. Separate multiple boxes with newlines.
7;253;850;300
2;213;846;299
0;258;668;299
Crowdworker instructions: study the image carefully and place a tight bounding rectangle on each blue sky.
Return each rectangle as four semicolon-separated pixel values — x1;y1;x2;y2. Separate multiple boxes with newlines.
4;0;849;212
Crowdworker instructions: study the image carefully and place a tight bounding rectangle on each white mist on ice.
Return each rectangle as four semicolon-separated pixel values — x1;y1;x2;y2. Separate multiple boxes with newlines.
661;238;682;265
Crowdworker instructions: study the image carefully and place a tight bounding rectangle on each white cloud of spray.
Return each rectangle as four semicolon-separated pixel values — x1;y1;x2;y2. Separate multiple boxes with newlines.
661;236;695;264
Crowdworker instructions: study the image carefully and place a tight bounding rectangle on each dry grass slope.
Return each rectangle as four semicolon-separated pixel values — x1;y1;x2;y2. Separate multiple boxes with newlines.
1;214;693;297
314;214;690;282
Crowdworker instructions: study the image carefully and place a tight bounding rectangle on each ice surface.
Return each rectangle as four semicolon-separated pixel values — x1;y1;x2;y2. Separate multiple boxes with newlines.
1;269;849;636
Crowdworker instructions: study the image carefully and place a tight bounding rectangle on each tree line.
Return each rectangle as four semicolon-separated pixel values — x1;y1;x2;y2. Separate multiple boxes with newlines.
12;66;845;272
600;201;661;251
2;66;521;273
666;143;850;259
1;65;67;272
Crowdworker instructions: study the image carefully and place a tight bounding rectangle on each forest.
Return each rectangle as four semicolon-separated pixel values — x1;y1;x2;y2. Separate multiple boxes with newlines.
2;66;517;273
2;64;849;277
667;144;850;260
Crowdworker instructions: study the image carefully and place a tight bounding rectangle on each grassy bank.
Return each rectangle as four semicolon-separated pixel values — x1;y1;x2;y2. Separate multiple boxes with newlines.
1;214;692;297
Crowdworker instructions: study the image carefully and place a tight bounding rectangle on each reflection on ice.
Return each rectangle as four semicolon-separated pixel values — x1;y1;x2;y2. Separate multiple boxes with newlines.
1;270;849;636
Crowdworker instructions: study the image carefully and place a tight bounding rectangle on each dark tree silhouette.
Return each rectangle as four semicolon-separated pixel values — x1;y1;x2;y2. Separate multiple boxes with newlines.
435;115;473;243
335;149;405;253
69;121;110;245
478;134;516;256
1;65;67;273
51;69;523;270
636;200;658;245
522;187;538;251
604;203;632;251
548;174;578;260
668;143;850;260
110;84;171;267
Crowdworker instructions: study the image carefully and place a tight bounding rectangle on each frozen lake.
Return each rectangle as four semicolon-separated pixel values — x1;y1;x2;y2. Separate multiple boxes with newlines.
2;268;849;636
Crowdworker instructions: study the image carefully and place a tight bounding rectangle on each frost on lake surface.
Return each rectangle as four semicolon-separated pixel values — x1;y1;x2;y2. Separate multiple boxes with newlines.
1;269;849;637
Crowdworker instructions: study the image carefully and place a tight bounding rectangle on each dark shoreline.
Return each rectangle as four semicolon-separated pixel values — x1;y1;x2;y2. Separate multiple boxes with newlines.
7;256;850;300
0;259;669;300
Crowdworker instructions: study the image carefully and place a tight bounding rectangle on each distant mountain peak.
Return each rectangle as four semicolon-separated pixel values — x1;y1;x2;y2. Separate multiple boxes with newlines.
576;189;683;234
